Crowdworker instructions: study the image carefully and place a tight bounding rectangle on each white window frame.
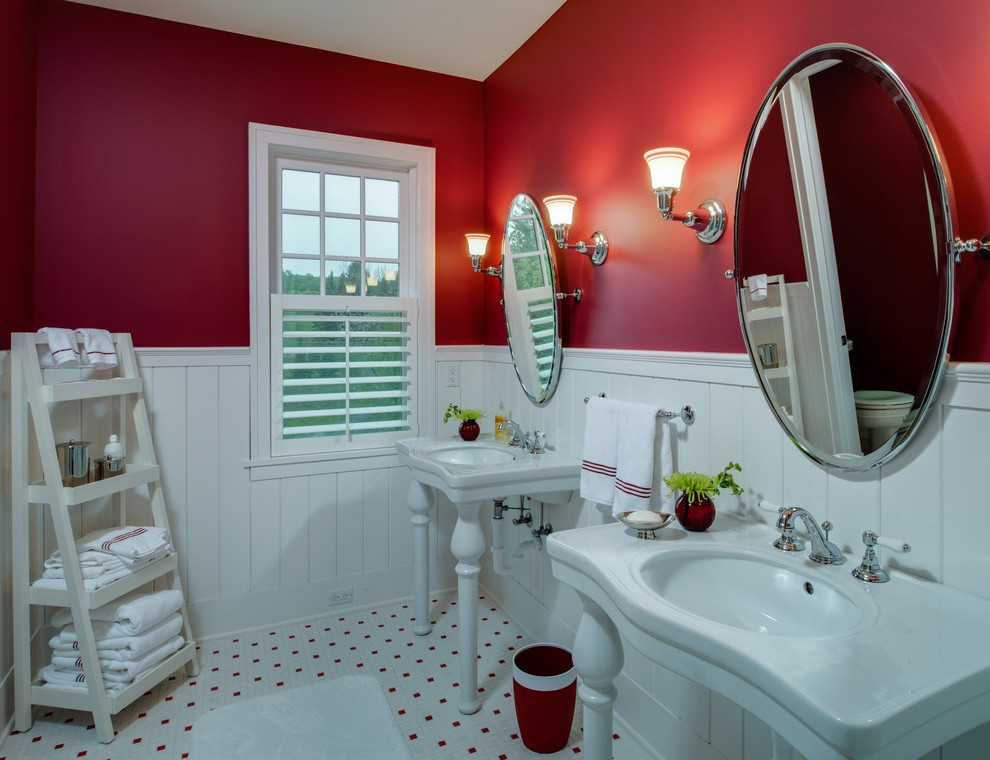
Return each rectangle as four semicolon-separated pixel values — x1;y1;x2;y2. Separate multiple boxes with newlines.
248;123;435;469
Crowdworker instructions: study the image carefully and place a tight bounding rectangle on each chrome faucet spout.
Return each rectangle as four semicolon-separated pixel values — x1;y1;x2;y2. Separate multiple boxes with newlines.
776;507;846;565
504;419;527;448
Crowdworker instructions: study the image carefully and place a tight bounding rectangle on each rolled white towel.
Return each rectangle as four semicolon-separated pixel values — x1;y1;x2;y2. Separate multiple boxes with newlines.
50;613;183;661
38;327;81;368
50;634;185;681
51;589;183;636
75;328;118;368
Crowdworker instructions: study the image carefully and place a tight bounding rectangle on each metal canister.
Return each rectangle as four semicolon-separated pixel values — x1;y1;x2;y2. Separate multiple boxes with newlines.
104;454;124;476
56;440;90;486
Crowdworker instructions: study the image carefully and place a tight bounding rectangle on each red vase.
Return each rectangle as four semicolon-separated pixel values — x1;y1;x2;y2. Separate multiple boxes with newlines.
675;494;716;532
458;419;480;441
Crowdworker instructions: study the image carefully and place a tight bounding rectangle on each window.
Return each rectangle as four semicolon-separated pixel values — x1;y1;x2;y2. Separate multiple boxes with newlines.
250;124;435;463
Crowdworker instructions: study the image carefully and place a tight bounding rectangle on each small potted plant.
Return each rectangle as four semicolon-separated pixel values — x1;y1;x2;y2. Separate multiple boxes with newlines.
443;403;486;441
662;461;743;532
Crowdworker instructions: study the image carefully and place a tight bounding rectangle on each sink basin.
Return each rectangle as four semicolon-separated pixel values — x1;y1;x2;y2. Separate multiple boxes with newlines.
395;435;579;503
637;548;862;637
429;444;519;466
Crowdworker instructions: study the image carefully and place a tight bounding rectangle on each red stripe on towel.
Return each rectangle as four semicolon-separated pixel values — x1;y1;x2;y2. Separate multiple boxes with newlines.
582;460;617;475
101;526;148;552
616;479;651;497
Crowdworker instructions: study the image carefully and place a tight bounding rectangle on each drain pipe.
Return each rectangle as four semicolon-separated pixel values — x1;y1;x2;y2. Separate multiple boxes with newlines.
492;498;538;576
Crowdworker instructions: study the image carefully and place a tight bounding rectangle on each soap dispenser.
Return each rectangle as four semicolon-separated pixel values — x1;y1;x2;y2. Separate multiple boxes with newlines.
104;434;125;475
495;403;509;444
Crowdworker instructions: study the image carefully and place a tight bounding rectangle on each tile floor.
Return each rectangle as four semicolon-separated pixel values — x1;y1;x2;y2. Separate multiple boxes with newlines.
2;591;652;759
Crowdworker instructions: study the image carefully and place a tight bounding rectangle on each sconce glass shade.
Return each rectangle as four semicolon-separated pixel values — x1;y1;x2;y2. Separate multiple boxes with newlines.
644;147;690;190
465;233;490;257
542;195;577;227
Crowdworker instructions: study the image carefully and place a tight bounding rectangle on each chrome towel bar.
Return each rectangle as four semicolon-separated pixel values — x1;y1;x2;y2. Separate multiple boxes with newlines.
583;393;695;425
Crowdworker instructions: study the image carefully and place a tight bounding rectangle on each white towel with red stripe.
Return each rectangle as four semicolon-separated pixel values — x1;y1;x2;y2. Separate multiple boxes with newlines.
49;634;184;680
49;612;184;660
580;397;619;505
38;327;81;368
75;328;119;368
613;402;660;516
49;526;172;567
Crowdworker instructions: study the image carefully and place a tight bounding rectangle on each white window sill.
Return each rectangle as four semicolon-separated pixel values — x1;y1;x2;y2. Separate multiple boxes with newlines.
246;447;401;481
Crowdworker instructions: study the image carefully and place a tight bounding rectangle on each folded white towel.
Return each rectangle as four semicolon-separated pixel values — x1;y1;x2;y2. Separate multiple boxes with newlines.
37;664;133;693
34;564;142;591
50;635;185;680
45;549;129;571
42;559;126;580
613;402;659;517
580;397;619;505
51;526;171;567
51;589;183;636
748;273;768;301
50;613;183;661
75;328;118;368
38;327;80;368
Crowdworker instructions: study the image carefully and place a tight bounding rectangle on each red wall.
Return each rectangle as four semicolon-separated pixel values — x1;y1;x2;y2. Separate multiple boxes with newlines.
0;0;38;350
484;0;990;359
33;0;485;347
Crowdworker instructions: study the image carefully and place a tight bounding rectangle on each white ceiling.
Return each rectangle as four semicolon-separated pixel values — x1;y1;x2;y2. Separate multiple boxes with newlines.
67;0;567;81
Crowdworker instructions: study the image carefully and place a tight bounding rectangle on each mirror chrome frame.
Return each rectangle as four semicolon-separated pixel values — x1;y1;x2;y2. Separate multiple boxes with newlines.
733;43;956;471
501;193;564;407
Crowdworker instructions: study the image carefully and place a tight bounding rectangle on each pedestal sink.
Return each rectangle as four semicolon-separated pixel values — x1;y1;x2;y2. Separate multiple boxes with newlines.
548;517;990;760
396;435;579;714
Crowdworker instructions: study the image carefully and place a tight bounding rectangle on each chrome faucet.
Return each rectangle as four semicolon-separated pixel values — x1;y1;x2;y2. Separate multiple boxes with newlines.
503;419;548;453
776;507;846;565
504;419;528;448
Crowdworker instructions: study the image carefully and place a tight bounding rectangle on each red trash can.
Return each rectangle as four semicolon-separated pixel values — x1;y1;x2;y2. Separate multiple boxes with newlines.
512;642;577;753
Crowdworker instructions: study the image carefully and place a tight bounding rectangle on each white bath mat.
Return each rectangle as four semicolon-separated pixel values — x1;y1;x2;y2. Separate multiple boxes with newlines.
190;674;412;759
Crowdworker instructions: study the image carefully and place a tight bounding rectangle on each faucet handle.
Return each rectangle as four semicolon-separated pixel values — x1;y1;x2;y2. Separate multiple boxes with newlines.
852;530;911;583
759;500;805;552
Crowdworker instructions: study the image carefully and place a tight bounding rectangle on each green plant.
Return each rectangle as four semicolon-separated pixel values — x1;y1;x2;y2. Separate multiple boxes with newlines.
443;403;486;424
662;461;743;503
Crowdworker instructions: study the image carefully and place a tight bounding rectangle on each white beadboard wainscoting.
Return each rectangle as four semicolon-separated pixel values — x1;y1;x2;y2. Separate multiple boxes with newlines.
2;344;989;759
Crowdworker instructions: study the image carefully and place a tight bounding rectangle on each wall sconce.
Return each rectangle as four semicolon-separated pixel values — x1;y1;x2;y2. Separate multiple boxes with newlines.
542;195;608;265
465;233;501;278
644;148;726;244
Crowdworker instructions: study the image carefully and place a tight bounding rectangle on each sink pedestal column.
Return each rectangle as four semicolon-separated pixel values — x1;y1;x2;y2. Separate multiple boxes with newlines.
407;481;433;636
451;499;485;714
573;594;624;760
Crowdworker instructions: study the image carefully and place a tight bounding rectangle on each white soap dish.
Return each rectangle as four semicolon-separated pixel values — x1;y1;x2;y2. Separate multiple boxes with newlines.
616;510;675;539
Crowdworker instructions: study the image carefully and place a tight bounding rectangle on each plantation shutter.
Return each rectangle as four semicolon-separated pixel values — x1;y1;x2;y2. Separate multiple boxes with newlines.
271;294;418;456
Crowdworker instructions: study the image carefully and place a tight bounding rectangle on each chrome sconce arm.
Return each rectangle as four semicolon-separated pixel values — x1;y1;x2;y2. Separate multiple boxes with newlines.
644;148;727;244
465;233;502;278
953;233;990;263
542;195;609;265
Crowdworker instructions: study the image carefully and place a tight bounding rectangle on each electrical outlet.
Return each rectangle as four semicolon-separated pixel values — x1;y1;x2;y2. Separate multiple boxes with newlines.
445;364;460;387
329;588;353;606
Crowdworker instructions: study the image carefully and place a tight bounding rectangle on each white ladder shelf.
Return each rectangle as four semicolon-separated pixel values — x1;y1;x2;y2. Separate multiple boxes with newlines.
11;332;199;744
